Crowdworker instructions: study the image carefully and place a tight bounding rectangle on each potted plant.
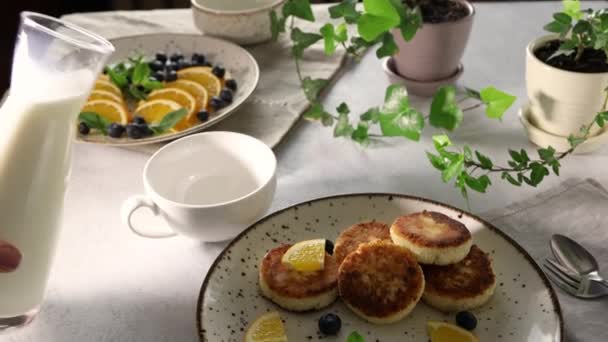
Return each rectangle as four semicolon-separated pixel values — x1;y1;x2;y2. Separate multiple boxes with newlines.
390;0;474;95
526;2;608;140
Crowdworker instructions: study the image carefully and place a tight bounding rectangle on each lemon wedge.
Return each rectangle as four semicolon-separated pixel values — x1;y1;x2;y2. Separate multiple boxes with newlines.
245;311;288;342
281;239;326;272
427;321;479;342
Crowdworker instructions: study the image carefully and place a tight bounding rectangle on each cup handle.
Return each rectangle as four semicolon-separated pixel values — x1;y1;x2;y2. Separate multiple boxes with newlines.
121;195;177;239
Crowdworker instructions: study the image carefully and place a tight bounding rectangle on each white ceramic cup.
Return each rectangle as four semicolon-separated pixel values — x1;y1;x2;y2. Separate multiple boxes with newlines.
121;132;276;242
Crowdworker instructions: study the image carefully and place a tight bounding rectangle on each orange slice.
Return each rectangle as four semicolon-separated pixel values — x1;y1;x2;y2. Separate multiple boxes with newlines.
98;74;110;81
177;67;222;97
94;79;122;98
81;99;129;125
88;89;124;105
144;88;197;131
164;79;209;109
134;99;181;125
245;311;288;342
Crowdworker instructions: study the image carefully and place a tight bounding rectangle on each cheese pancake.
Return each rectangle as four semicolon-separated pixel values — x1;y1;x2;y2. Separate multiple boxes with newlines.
259;244;338;312
338;241;425;324
422;245;496;312
390;211;472;265
334;221;391;265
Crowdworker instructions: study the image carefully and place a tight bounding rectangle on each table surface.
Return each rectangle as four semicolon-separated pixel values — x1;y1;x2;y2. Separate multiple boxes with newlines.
6;2;608;342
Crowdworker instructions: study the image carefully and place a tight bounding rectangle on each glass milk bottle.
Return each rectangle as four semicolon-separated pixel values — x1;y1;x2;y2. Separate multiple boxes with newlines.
0;12;113;329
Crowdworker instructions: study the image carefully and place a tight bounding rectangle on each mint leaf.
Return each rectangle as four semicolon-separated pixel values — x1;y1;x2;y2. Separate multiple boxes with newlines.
429;86;463;131
132;61;150;85
282;0;314;21
381;84;409;114
107;68;128;88
376;32;398;58
351;122;370;145
291;28;323;58
480;87;516;119
347;331;365;342
379;108;425;141
150;108;187;134
442;154;464;182
475;150;494;169
142;78;163;91
270;11;286;41
334;113;354;137
433;134;452;150
302;77;329;101
320;24;337;55
357;0;401;42
329;0;360;23
79;112;111;135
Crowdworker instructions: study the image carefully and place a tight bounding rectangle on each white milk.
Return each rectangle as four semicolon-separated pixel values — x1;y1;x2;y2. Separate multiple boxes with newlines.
0;68;93;316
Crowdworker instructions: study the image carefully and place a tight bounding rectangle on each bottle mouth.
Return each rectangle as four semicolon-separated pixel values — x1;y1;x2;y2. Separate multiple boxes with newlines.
20;11;114;55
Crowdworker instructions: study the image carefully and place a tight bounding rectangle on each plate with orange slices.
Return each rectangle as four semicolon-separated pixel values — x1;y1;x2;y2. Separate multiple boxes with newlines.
77;33;259;146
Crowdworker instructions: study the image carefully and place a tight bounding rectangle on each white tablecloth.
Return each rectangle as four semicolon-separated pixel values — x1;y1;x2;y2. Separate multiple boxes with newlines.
5;2;608;341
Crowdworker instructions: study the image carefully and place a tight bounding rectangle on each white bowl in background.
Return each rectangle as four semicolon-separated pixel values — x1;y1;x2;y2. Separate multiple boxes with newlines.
191;0;286;45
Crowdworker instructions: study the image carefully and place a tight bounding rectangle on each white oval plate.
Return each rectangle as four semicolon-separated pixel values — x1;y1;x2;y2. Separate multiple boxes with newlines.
197;194;563;342
77;33;259;146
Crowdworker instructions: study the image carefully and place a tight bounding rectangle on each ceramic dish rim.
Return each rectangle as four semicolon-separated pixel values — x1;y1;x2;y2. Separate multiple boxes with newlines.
195;192;564;342
76;32;260;146
191;0;286;16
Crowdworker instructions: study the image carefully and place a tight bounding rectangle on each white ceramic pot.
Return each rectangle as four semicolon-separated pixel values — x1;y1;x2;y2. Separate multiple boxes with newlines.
526;35;608;137
191;0;286;45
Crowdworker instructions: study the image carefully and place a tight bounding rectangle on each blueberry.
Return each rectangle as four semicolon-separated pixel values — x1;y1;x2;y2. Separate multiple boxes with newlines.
133;116;146;125
149;60;164;72
212;66;225;78
126;123;145;139
192;53;206;65
177;60;192;70
155;52;167;63
136;123;153;137
225;79;238;91
170;53;183;62
153;71;166;82
107;123;125;138
318;313;341;335
210;97;225;111
197;110;210;122
325;240;334;255
455;311;477;331
165;61;178;71
219;89;233;104
166;70;178;82
78;122;90;135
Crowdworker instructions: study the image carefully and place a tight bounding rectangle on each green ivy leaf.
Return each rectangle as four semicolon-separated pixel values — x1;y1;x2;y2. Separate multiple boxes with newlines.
351;122;370;145
538;146;556;162
291;28;323;58
376;32;398;58
563;0;583;20
381;84;409;114
334;113;355;137
329;0;360;24
433;134;452;150
442;154;465;182
480;87;516;119
337;102;350;115
301;77;329;101
568;134;586;148
502;172;522;186
429;86;463;131
465;87;482;100
357;0;401;42
150;108;188;134
529;162;550;186
465;174;492;193
379;108;425;141
79;112;111;135
347;331;365;342
553;12;573;25
389;0;422;41
596;111;608;127
463;145;473;161
303;103;334;127
360;107;381;123
475;150;494;169
427;152;447;170
320;24;338;55
270;11;286;41
282;0;315;21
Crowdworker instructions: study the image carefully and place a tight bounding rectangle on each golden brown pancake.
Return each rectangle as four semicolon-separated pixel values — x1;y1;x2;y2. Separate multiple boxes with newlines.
259;244;338;311
334;221;391;265
422;245;496;312
338;240;425;324
390;211;473;265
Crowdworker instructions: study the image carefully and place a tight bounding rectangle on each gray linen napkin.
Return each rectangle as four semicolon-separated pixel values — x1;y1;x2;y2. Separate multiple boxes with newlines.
482;178;608;342
62;6;346;153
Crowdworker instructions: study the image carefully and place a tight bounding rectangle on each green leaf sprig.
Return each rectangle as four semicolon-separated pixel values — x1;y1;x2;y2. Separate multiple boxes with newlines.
347;331;365;342
105;55;163;100
78;108;187;136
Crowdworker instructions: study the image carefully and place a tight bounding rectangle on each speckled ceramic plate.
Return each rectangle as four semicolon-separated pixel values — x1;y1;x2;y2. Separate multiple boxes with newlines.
77;33;259;146
197;194;563;342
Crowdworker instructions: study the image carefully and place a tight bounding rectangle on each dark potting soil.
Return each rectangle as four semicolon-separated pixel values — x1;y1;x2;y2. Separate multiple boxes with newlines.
404;0;469;24
535;40;608;73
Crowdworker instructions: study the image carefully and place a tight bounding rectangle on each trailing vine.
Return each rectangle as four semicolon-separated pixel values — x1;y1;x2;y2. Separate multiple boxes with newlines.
270;0;608;198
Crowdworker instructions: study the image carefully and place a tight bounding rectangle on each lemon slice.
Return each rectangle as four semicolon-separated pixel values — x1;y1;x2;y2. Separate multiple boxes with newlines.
281;239;326;272
245;311;288;342
427;321;479;342
94;79;122;98
81;99;129;125
134;99;181;125
88;89;124;105
177;67;222;97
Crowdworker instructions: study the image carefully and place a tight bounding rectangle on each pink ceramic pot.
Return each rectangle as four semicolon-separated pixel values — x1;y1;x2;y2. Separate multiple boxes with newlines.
392;0;474;82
